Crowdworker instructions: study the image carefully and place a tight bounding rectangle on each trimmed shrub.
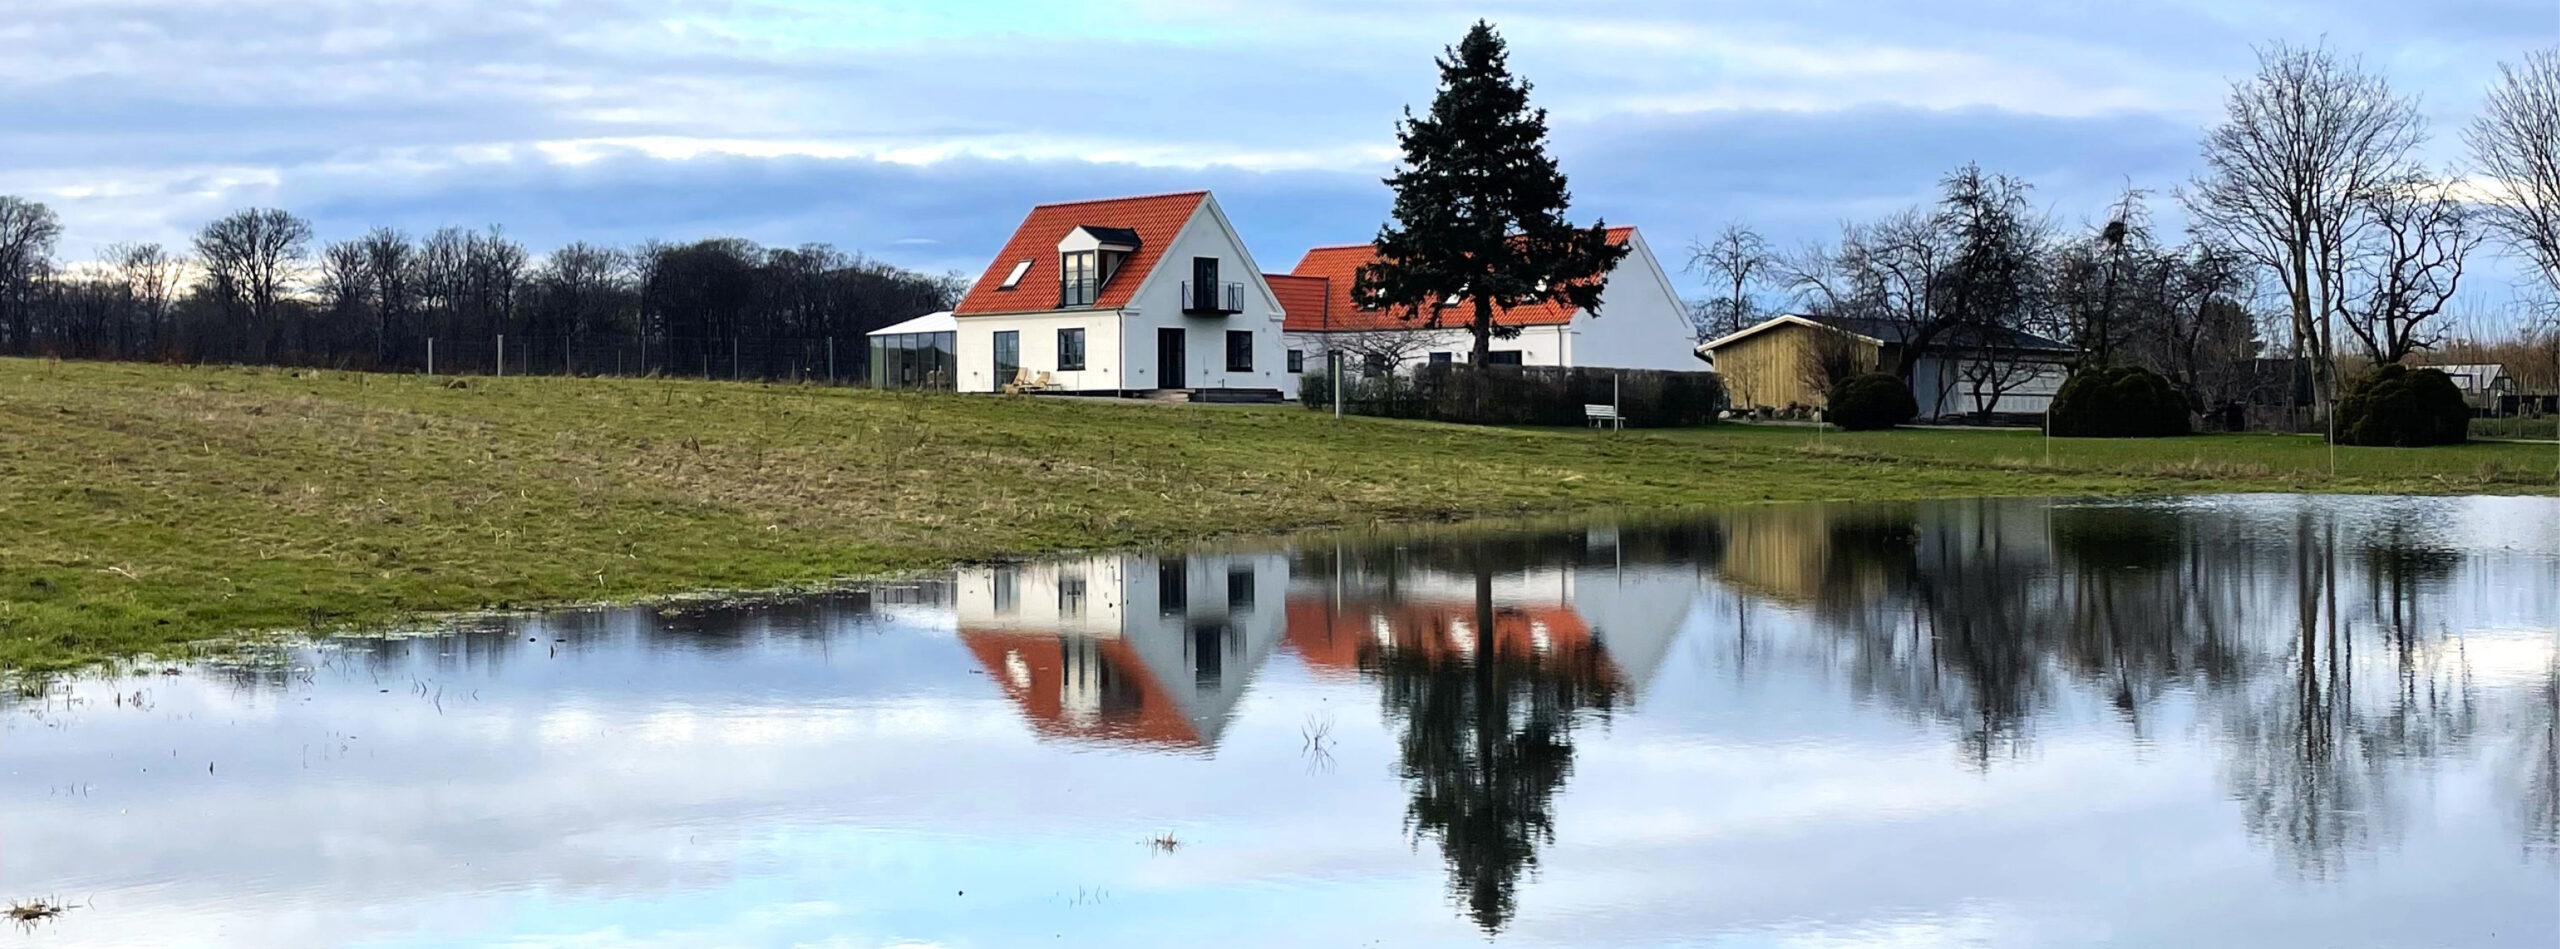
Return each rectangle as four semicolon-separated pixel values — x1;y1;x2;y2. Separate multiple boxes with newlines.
2048;366;2192;438
1338;364;1726;428
2335;364;2469;446
1825;373;1917;430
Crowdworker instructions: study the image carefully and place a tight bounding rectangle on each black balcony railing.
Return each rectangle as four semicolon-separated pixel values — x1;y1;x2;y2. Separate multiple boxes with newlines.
1059;277;1100;308
1181;280;1245;315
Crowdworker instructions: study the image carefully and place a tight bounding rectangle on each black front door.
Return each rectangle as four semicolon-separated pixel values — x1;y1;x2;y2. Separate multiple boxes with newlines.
1157;327;1186;389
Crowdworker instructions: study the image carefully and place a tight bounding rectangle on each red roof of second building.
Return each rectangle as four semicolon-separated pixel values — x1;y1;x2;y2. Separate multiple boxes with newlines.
1263;273;1331;328
1282;227;1636;333
954;192;1208;317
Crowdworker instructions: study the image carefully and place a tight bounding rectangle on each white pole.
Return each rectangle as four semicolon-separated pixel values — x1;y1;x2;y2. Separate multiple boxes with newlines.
1612;371;1621;431
1332;352;1342;421
496;334;505;379
427;337;435;376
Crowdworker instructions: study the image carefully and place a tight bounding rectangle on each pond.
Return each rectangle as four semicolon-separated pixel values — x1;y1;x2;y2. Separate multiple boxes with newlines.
4;495;2555;947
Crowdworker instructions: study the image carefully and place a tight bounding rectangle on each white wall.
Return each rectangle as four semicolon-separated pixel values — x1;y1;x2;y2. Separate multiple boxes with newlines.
1566;229;1711;373
1912;355;2068;418
1282;324;1572;382
1116;198;1289;393
955;311;1125;393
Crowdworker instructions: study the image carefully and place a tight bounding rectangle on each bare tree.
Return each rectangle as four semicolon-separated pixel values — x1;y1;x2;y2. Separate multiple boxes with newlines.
1794;322;1871;405
102;242;187;358
317;238;375;358
532;242;632;339
2342;172;2480;363
193;208;313;362
1688;223;1773;341
0;195;63;353
2184;42;2425;417
2468;49;2560;312
1784;209;1950;378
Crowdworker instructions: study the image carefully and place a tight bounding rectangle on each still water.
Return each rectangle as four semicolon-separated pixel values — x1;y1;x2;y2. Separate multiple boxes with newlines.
5;495;2556;948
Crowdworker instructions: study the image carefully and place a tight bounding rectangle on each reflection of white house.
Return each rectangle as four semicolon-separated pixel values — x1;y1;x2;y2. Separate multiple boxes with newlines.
956;553;1291;750
1272;227;1704;383
948;192;1290;400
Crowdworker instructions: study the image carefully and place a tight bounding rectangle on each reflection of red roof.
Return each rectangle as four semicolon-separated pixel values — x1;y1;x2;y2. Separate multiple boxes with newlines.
960;629;1204;752
1282;596;1614;685
1281;228;1635;333
954;192;1208;317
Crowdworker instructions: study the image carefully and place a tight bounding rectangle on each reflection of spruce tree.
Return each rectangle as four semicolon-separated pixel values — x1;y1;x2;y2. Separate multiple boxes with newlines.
1365;560;1620;933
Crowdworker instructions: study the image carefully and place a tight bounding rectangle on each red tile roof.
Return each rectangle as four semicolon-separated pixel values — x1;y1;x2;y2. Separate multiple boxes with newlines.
1282;227;1636;333
1262;273;1331;328
954;192;1209;317
959;628;1205;752
1282;595;1618;688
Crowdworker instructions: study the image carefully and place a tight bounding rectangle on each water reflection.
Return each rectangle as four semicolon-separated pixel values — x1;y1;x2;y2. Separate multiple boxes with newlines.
4;496;2554;947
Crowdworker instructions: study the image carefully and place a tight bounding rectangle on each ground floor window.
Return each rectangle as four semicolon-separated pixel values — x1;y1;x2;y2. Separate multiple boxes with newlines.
869;330;956;390
1286;349;1304;373
1482;350;1524;366
1057;327;1086;371
1363;353;1389;375
1429;351;1453;364
1226;330;1253;372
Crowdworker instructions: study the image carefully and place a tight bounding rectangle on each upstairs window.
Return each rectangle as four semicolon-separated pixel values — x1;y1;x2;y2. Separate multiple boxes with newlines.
1192;257;1220;310
1060;251;1098;307
999;259;1032;290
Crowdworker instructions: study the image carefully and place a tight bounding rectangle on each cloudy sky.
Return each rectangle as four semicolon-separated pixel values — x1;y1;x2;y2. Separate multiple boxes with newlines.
4;0;2550;297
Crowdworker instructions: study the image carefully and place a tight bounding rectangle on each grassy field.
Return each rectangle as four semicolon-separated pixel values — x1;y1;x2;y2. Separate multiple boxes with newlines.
3;357;2552;676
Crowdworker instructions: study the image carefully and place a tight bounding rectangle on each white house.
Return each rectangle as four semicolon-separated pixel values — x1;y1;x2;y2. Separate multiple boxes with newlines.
1273;226;1703;383
950;191;1290;400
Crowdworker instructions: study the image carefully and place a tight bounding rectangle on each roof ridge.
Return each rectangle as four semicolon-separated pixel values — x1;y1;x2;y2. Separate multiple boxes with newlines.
1030;190;1209;210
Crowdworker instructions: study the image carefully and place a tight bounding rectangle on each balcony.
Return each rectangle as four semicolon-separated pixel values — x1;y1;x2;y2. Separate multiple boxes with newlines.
1181;280;1245;316
1059;277;1100;308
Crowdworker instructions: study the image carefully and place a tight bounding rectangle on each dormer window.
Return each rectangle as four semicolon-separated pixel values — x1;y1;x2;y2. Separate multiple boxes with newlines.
1057;225;1141;309
1060;251;1098;307
999;259;1032;290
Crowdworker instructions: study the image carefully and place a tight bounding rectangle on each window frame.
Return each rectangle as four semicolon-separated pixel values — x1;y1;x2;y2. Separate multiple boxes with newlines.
1225;330;1254;372
998;259;1033;290
1286;349;1304;374
1056;327;1086;372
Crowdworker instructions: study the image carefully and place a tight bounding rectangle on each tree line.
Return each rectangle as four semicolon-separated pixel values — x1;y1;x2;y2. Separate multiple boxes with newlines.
1689;43;2560;421
0;203;967;377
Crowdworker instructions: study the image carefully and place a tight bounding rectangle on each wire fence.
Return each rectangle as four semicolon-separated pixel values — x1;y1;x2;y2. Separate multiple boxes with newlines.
3;335;883;386
420;336;862;384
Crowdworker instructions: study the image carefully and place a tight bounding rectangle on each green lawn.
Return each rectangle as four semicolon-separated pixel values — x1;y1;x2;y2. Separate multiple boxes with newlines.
3;358;2551;676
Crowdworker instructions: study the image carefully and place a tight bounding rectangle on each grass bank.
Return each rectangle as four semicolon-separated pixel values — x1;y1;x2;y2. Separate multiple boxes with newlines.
4;358;2552;675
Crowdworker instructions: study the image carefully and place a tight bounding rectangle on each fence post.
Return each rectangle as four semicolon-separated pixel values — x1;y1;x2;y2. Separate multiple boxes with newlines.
564;336;572;377
497;334;505;378
732;337;740;380
828;337;836;385
427;337;435;376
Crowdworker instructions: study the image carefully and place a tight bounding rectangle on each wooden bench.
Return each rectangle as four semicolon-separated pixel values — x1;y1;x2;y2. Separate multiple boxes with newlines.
1584;403;1622;430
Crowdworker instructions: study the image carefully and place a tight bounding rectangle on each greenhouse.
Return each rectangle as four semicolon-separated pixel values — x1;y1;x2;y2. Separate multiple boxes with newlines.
867;311;957;391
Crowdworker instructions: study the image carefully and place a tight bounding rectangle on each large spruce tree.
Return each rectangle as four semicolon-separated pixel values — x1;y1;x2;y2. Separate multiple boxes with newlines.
1356;22;1628;367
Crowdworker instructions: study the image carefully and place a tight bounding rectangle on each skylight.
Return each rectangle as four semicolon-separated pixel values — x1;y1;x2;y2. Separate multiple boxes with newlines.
999;259;1033;289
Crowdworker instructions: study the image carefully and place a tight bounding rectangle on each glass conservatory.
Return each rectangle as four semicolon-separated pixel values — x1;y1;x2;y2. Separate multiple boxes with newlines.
867;311;958;391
